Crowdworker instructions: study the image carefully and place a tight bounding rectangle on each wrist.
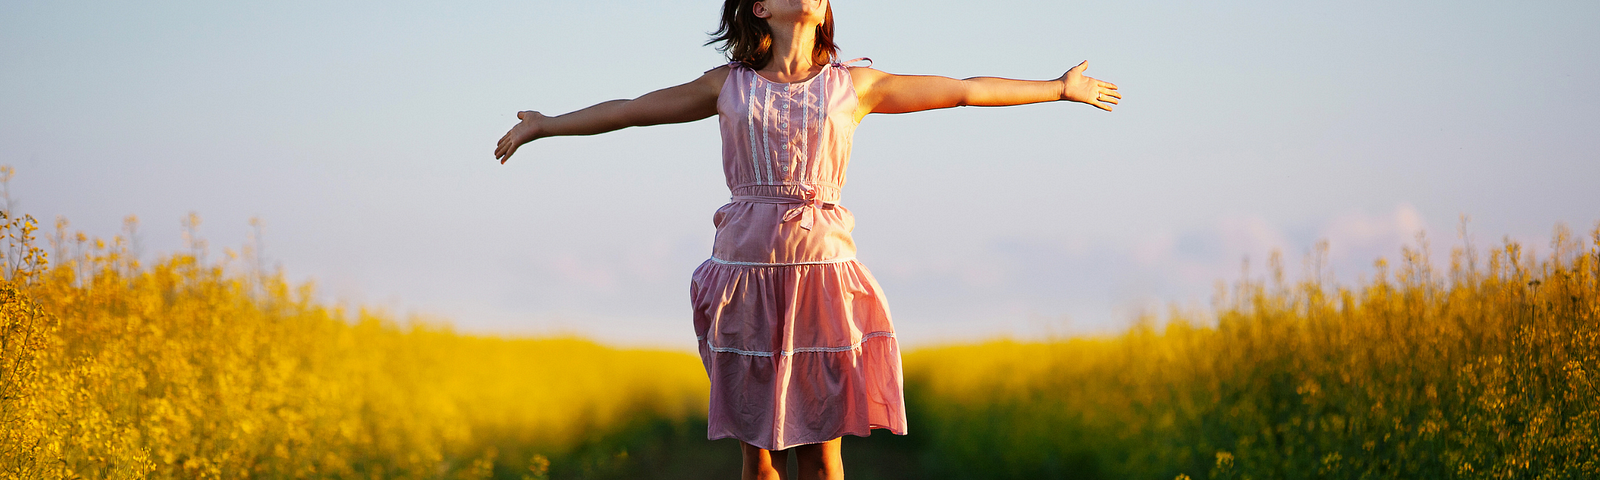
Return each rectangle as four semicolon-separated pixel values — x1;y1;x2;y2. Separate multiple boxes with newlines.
531;115;557;139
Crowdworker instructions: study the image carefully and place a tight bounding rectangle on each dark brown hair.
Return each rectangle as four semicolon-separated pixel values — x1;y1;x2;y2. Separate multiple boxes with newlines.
707;0;838;70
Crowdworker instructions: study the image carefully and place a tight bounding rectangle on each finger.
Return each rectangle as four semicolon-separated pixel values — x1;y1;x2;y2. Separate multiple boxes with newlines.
503;144;521;163
517;111;527;120
1101;90;1122;100
1098;80;1119;90
497;133;513;156
1065;61;1087;78
1093;101;1113;112
1098;95;1119;105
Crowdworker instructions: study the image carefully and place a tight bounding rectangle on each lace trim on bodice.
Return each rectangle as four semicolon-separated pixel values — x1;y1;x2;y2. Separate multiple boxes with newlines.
718;58;869;230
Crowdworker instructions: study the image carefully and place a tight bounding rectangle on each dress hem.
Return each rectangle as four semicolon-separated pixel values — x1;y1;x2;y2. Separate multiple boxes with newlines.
708;424;910;451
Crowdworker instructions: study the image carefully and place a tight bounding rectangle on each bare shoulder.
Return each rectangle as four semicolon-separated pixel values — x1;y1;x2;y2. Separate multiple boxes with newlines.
847;66;890;87
846;67;891;121
848;67;897;103
846;66;888;79
850;66;903;96
697;65;733;90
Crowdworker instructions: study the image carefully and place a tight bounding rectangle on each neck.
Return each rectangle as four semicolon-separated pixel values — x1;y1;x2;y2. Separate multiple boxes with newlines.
765;20;818;76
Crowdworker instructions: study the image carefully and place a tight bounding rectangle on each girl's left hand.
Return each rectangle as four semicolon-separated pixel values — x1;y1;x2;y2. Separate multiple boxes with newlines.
496;110;546;164
1058;61;1120;111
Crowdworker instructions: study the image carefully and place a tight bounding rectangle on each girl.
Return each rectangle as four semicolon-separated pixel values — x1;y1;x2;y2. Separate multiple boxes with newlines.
494;0;1119;478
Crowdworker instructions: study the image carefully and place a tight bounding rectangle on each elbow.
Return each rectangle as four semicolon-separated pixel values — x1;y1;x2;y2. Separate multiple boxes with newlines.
954;77;989;108
955;79;976;107
611;99;646;129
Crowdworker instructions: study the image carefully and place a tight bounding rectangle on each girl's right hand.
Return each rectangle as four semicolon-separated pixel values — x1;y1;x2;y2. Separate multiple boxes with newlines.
496;110;546;164
492;67;727;164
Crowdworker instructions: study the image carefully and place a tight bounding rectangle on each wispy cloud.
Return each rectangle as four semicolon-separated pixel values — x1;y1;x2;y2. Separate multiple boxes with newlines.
874;204;1459;343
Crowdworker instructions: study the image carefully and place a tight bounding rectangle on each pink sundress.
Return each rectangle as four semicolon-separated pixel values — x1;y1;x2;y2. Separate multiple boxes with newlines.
689;59;908;451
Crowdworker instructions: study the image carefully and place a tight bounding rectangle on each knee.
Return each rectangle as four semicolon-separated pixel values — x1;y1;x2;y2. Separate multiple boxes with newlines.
741;443;785;480
794;439;844;478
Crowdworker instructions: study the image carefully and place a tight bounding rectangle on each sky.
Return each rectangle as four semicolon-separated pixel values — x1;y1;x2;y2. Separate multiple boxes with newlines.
3;0;1597;350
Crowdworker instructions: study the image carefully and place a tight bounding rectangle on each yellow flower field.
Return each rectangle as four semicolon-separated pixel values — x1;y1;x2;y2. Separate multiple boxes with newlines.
1;205;708;478
2;166;1596;478
902;230;1599;479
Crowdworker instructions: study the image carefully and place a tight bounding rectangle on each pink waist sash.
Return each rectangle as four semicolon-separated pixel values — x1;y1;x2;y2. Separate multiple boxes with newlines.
730;184;837;230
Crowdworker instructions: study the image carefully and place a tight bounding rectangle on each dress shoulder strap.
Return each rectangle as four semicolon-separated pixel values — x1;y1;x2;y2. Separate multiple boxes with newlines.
835;57;873;68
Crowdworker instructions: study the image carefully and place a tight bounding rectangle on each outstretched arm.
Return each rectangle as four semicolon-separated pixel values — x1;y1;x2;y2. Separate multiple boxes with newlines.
495;66;730;164
851;61;1119;121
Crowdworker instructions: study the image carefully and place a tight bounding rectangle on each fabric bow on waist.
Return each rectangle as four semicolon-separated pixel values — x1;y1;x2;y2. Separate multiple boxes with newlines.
730;184;833;230
781;185;828;230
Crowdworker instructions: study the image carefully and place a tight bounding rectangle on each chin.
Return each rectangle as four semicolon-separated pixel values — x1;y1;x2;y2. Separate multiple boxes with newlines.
801;0;827;16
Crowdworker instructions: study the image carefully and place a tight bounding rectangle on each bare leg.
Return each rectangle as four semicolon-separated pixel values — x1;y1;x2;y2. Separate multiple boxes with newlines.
741;442;790;480
793;438;843;480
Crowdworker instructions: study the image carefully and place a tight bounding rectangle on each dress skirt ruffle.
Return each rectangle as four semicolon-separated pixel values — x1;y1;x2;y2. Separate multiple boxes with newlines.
691;258;907;451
